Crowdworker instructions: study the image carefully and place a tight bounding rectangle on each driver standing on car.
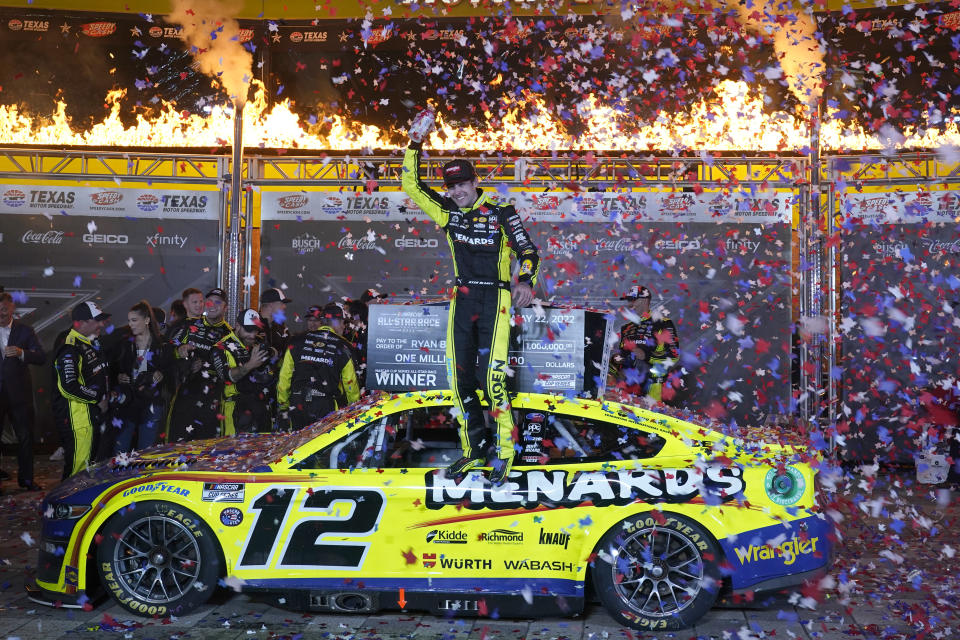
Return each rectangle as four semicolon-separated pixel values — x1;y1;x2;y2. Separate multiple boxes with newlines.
401;108;540;486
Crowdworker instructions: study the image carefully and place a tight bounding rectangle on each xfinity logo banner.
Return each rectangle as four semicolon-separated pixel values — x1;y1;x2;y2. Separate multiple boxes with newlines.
261;190;792;223
843;191;960;223
0;185;217;220
146;233;188;249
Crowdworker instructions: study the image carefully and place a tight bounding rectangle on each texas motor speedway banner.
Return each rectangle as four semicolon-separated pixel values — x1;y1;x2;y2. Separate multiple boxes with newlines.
261;187;794;423
838;190;960;463
0;183;221;344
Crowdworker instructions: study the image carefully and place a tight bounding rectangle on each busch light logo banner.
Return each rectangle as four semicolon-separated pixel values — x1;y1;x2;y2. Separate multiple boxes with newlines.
838;190;960;464
261;187;793;424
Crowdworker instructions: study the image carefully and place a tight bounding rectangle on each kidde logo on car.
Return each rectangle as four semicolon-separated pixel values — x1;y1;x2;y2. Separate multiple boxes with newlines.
425;530;467;544
278;195;309;210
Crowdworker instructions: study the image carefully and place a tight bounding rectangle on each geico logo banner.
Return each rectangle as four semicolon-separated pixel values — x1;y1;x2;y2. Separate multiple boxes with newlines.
83;234;129;244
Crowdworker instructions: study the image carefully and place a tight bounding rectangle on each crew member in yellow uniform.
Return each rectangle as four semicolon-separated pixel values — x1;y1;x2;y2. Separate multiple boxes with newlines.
401;109;540;485
277;303;360;430
53;302;111;478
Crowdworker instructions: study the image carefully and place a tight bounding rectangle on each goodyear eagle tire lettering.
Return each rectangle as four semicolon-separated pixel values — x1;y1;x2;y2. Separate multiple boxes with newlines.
96;501;222;617
594;512;721;631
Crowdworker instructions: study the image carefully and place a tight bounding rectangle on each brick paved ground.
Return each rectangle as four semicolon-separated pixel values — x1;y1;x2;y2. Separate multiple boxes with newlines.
0;456;957;640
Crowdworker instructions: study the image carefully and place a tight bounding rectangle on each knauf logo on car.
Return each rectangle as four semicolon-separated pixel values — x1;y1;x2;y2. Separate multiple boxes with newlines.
136;194;159;212
91;191;123;206
3;189;26;207
81;21;116;37
278;194;309;210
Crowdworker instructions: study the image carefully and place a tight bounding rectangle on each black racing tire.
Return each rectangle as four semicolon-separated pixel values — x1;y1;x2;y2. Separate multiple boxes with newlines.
593;512;721;631
96;501;222;617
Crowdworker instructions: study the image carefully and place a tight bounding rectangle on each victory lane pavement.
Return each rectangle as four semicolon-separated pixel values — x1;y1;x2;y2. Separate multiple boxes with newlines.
0;455;955;639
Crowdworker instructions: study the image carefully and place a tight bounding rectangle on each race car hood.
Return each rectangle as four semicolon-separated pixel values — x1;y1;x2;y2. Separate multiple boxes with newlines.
727;422;822;465
45;433;286;504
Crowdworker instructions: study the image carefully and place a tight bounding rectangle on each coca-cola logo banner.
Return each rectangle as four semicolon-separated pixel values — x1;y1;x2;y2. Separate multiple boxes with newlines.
0;184;219;219
261;189;794;223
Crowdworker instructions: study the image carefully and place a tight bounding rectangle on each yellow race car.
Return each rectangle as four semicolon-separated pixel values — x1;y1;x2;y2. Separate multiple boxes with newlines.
28;391;833;631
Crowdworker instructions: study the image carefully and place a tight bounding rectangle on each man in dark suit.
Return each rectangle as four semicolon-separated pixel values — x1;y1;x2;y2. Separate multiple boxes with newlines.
0;292;46;492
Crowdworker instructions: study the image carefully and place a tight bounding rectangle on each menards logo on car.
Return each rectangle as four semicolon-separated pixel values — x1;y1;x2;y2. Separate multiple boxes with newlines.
424;467;745;510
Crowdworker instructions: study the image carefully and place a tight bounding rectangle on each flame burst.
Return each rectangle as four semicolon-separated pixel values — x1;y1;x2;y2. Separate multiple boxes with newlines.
0;80;958;152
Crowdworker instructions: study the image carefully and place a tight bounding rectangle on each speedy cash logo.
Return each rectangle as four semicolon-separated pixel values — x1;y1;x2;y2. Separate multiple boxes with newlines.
278;194;309;210
530;194;560;211
81;21;117;37
3;189;26;207
659;193;696;212
90;191;123;207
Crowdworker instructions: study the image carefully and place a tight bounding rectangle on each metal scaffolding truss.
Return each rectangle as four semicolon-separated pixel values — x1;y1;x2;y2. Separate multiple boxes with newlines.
250;153;807;188
825;152;960;186
0;149;228;183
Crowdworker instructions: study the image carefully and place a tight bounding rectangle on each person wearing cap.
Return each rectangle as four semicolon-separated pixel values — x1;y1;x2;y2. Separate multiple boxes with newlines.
211;309;278;435
166;287;233;442
612;286;680;403
259;287;292;353
53;301;112;478
0;292;46;492
402;109;541;486
277;303;360;430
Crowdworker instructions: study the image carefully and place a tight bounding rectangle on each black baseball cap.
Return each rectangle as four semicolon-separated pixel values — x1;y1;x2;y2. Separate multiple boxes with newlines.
260;287;292;304
320;303;344;321
442;159;477;187
206;288;227;300
620;286;652;301
72;301;111;321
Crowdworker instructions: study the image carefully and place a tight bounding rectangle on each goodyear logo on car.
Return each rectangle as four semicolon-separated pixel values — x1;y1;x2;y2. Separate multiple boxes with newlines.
121;482;190;498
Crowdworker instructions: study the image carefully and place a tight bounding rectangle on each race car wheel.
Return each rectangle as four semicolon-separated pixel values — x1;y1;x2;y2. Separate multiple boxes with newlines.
594;512;720;631
96;501;222;617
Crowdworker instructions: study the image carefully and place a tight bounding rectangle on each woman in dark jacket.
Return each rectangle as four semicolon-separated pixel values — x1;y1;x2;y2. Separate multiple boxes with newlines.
112;300;173;453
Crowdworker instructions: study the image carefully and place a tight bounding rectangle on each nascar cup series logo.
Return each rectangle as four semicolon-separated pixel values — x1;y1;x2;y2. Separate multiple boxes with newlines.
3;189;26;207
